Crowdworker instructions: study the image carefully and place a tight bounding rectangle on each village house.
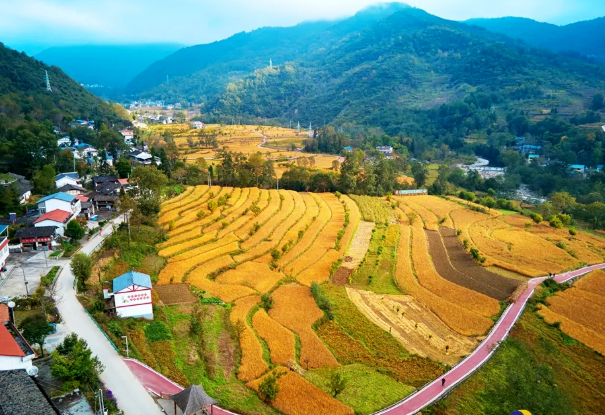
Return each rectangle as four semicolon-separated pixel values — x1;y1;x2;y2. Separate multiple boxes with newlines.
54;172;80;188
0;319;36;371
119;129;134;143
104;271;154;319
72;143;98;159
76;195;95;219
57;136;72;147
33;210;72;237
56;183;87;196
192;121;204;129
129;150;161;166
92;175;119;191
376;146;394;158
37;192;81;216
0;173;33;205
14;226;57;251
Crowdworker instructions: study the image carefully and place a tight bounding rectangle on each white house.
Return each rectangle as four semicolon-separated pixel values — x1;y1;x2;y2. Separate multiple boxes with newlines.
72;143;98;159
129;150;161;166
376;146;394;158
33;210;73;237
0;173;32;205
55;172;80;188
120;129;134;143
105;271;153;319
57;136;72;147
192;121;204;129
0;322;36;371
37;192;81;216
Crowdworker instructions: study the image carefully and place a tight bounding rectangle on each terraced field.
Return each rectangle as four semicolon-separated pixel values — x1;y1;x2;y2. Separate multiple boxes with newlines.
154;189;605;415
538;270;605;355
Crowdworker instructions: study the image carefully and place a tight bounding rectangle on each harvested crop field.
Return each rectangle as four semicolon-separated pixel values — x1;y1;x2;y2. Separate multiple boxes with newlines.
347;288;477;365
153;284;198;305
247;368;354;415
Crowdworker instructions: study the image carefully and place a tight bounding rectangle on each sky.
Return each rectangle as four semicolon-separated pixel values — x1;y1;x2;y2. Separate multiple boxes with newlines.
1;0;605;53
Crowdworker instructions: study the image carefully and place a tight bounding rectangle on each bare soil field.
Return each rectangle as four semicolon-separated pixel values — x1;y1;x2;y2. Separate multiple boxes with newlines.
346;288;477;365
439;227;520;299
154;283;198;305
425;229;519;300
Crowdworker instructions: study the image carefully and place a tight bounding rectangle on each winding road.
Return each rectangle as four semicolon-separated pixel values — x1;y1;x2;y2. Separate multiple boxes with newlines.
55;215;605;414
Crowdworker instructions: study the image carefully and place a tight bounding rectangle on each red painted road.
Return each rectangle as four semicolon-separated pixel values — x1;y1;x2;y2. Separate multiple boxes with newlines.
124;263;605;415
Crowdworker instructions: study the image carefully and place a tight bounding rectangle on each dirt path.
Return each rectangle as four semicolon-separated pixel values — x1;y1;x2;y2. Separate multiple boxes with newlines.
333;221;375;285
346;288;476;366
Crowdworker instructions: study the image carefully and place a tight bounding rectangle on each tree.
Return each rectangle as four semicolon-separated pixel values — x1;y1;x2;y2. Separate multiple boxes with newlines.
130;166;168;216
328;371;347;397
51;334;104;389
591;93;604;111
549;192;576;213
115;157;132;179
71;253;92;290
258;372;280;403
411;161;428;189
260;293;274;311
19;314;53;356
65;220;85;240
33;165;56;194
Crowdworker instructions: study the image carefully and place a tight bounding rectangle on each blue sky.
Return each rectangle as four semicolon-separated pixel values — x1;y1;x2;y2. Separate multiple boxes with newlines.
2;0;605;53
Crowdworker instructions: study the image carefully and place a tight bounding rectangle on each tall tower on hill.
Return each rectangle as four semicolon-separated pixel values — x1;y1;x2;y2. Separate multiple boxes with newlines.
308;122;312;138
297;121;301;135
45;71;52;92
269;59;273;70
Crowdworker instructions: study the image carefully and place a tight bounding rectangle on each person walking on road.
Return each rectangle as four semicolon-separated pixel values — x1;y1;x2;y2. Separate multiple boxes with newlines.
441;378;446;387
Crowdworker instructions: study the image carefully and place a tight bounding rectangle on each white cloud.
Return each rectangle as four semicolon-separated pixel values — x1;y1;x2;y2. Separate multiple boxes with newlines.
0;0;604;47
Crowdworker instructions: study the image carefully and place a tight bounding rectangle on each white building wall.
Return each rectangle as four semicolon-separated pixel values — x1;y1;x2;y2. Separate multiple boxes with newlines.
0;355;33;371
116;303;153;319
40;199;71;213
34;220;65;236
55;177;79;188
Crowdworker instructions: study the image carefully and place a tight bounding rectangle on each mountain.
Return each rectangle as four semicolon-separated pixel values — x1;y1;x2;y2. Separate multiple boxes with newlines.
465;16;605;63
0;42;129;176
202;7;605;134
124;2;411;99
35;43;183;91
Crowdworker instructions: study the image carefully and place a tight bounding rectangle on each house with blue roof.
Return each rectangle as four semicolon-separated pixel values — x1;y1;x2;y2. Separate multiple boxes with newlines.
72;143;98;159
37;192;81;217
105;271;153;319
55;172;80;188
569;164;587;175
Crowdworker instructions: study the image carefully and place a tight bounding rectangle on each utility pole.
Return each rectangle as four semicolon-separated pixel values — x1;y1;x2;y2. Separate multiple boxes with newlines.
122;335;129;358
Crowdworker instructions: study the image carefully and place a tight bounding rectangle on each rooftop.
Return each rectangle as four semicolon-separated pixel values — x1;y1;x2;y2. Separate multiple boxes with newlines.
15;226;57;239
0;323;25;357
0;370;59;415
57;183;86;193
37;192;76;204
0;304;9;323
113;271;152;293
34;210;72;225
92;175;118;184
55;172;79;181
75;195;89;202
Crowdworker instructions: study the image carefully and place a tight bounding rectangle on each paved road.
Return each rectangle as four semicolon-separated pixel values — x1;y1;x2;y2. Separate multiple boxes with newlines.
55;217;164;415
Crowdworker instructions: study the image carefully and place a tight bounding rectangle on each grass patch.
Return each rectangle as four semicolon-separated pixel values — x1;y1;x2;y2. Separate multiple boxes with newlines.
350;225;401;295
304;364;415;415
41;266;60;287
349;195;394;223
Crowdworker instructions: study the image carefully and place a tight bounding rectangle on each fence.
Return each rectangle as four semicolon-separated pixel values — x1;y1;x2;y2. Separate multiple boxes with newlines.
84;308;119;353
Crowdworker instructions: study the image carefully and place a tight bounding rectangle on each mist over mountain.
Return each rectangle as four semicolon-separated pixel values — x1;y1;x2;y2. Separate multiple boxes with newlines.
466;16;605;63
35;43;183;92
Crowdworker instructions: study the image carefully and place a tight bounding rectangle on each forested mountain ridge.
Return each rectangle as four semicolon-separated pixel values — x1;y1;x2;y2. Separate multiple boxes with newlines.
36;43;183;90
124;2;411;99
466;16;605;63
0;42;129;177
204;7;605;134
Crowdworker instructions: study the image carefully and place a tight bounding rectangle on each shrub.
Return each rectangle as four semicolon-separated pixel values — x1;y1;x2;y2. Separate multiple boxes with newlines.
555;241;567;249
258;372;280;403
310;282;334;320
530;213;543;224
569;228;577;236
556;213;572;226
271;249;281;260
549;217;564;229
144;322;172;342
207;200;218;212
260;293;274;311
